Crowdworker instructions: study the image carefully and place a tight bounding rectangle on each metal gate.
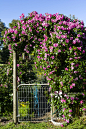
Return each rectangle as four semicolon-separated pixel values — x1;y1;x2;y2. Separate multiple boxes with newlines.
17;84;51;122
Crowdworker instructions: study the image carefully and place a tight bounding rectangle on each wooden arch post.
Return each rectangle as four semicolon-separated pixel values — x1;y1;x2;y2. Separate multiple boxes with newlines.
13;50;18;123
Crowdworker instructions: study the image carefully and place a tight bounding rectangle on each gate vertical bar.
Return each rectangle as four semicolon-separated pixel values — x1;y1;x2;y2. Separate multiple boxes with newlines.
13;50;18;123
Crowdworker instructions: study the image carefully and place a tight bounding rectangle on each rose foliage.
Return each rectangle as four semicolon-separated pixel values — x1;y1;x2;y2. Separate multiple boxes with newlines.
1;11;86;126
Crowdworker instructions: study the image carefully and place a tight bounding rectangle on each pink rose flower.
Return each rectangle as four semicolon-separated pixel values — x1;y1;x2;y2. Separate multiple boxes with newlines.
80;100;83;104
63;108;66;112
75;63;79;67
71;97;74;101
76;97;79;100
43;67;46;70
58;49;61;53
40;66;42;68
73;40;76;44
62;115;65;118
69;58;73;60
65;67;68;71
61;124;64;127
66;39;69;43
77;34;80;37
74;71;78;73
47;65;50;68
69;46;72;50
70;85;73;89
37;56;40;58
60;81;63;86
71;66;74;70
74;57;77;59
46;76;51;81
51;95;53;98
14;29;18;34
83;108;86;111
72;83;75;86
49;46;53;52
53;43;58;47
61;98;66;103
66;120;69;123
82;50;85;54
15;43;17;46
50;56;54;59
69;114;71;117
49;87;52;92
17;64;19;67
70;37;73;40
82;93;85;96
77;47;81;51
75;77;78;81
49;71;53;74
69;109;72;112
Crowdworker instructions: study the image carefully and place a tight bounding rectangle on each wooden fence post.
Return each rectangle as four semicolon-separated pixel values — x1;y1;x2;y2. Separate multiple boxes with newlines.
13;50;18;123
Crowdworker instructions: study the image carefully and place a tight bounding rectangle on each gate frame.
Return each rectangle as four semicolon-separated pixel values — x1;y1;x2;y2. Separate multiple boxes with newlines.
17;83;51;122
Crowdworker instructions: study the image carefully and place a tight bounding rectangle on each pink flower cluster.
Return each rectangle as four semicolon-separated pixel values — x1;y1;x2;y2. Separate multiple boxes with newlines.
19;13;25;19
70;83;75;89
61;98;66;103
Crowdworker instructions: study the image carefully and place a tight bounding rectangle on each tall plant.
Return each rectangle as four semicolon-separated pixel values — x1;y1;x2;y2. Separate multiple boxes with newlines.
1;11;86;126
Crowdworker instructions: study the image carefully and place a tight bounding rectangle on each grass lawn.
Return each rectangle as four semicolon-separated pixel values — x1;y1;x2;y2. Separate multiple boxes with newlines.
0;113;86;129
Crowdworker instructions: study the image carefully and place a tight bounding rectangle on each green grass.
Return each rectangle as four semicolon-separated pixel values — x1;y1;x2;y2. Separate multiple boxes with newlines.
0;113;86;129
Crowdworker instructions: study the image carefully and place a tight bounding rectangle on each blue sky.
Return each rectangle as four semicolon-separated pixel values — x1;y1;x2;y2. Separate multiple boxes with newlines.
0;0;86;28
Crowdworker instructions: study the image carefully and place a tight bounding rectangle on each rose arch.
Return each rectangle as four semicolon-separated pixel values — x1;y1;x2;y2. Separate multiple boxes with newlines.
2;11;86;126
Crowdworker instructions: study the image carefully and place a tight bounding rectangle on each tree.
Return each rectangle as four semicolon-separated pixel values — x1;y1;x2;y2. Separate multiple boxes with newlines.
9;19;19;28
0;19;9;63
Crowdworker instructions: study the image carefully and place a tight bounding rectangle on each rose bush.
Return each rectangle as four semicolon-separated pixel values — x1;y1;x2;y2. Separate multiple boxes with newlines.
1;11;86;126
